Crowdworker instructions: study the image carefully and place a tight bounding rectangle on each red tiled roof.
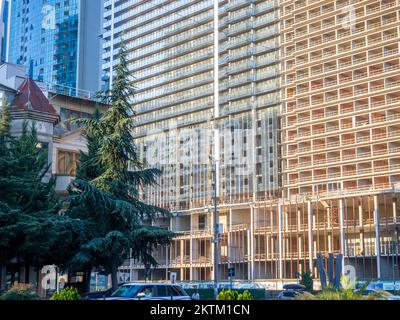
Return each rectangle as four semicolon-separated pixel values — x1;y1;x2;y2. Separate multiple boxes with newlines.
12;78;57;115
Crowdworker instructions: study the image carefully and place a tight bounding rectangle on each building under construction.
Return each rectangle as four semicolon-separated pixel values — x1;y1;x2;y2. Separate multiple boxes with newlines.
102;0;400;285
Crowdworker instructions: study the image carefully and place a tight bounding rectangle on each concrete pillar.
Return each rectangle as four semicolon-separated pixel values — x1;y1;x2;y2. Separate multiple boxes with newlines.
189;237;193;281
393;199;397;224
374;195;381;279
211;210;215;282
339;199;346;255
189;214;193;281
278;204;283;279
247;229;252;281
307;201;313;270
327;207;331;229
339;199;346;273
228;209;232;268
180;239;185;281
249;206;255;281
165;246;169;281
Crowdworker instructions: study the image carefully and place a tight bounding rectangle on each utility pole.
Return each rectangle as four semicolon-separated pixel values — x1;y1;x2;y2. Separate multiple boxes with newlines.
212;0;220;300
393;229;398;289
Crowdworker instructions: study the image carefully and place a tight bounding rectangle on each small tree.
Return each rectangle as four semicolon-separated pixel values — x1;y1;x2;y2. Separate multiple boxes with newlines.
300;270;314;292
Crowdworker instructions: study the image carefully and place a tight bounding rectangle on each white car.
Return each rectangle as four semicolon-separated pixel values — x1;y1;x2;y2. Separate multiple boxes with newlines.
104;283;192;301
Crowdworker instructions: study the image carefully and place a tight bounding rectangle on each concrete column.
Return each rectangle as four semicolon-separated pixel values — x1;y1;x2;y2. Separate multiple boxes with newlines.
393;199;397;224
339;199;346;272
249;206;255;281
189;214;193;281
307;201;313;270
165;246;169;281
374;195;381;279
339;199;346;255
278;204;284;279
189;237;193;282
228;209;232;268
247;229;252;281
210;209;215;282
180;239;185;281
327;207;331;229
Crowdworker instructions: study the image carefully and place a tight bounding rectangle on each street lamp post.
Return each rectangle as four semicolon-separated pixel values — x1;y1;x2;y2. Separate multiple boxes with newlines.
393;229;398;289
212;0;220;300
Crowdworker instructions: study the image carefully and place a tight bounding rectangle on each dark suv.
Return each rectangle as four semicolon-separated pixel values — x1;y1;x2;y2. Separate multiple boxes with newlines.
104;283;191;300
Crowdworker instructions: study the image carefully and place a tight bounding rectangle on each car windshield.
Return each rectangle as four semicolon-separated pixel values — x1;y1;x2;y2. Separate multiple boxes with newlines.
111;285;142;298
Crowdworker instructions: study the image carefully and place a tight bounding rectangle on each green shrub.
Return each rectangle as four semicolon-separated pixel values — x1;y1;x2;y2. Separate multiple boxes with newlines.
0;284;39;300
217;289;239;300
217;289;253;300
296;287;383;300
300;270;313;292
50;287;81;301
238;290;253;300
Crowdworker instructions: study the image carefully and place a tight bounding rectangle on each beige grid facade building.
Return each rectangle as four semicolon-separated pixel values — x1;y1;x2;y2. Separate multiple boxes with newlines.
280;0;400;281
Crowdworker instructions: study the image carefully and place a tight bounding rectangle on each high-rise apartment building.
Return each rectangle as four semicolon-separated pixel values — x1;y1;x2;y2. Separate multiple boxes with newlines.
103;0;281;282
279;0;400;282
103;0;400;286
7;0;103;92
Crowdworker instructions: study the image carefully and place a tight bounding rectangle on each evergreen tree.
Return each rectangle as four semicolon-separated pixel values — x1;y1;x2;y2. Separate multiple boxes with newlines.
0;99;11;143
65;45;174;289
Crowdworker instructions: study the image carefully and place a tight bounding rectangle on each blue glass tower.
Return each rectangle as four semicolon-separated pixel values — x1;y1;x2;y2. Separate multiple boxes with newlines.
0;0;9;63
7;0;103;93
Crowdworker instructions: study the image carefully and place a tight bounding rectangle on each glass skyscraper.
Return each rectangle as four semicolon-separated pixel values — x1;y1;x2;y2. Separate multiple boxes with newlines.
0;0;9;63
7;0;103;93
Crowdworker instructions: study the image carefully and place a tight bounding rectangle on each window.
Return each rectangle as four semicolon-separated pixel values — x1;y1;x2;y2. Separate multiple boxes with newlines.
60;108;91;131
138;286;154;298
171;286;185;296
57;150;79;176
199;215;206;230
155;285;169;297
200;241;206;257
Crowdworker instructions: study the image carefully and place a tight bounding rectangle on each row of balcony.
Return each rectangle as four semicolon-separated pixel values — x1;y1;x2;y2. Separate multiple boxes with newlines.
282;10;398;46
284;81;400;114
287;48;399;81
284;103;400;128
282;0;398;30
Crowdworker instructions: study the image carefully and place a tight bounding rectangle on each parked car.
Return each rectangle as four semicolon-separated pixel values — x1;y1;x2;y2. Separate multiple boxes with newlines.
355;288;400;300
276;290;302;300
103;283;191;300
82;288;115;300
282;284;305;291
